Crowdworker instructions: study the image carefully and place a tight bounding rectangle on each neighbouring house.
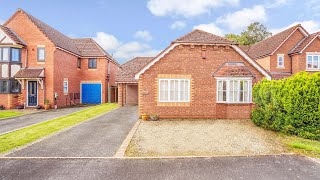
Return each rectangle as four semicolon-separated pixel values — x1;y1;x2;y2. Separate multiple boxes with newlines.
129;29;271;119
0;9;118;109
246;24;320;79
116;57;153;106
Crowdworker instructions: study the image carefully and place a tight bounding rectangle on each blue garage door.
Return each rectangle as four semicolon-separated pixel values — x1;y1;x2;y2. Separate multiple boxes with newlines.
81;83;102;104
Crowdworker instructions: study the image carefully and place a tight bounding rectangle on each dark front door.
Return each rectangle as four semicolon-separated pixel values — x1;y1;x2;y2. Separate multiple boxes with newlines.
28;81;37;106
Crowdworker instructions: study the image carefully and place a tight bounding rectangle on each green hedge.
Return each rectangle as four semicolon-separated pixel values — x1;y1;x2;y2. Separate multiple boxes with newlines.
252;72;320;140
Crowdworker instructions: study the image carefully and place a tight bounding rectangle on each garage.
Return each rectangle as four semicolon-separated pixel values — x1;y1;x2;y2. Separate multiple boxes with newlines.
126;84;138;105
81;83;102;104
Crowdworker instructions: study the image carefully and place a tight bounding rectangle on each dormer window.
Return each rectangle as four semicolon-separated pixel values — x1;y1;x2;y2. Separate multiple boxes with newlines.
277;54;284;68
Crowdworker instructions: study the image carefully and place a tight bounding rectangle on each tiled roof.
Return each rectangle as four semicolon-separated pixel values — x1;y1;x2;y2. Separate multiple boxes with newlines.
14;68;44;78
72;38;112;58
174;29;237;45
212;62;254;77
289;32;320;54
116;57;154;83
247;24;308;60
0;25;26;45
270;72;292;80
17;9;81;55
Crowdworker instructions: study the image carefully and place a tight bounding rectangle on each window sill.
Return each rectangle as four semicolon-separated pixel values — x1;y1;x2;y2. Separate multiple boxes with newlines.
157;102;190;107
276;67;285;69
216;102;253;105
88;68;97;71
37;61;45;64
306;69;320;72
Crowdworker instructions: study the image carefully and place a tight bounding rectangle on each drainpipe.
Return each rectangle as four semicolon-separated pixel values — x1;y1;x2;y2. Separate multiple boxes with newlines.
107;58;111;103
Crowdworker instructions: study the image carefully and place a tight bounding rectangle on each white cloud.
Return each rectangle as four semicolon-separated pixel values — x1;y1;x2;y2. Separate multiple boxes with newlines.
93;32;160;63
193;23;224;36
134;30;153;41
265;0;289;8
147;0;239;17
170;21;187;30
216;5;267;31
271;20;320;34
93;32;121;51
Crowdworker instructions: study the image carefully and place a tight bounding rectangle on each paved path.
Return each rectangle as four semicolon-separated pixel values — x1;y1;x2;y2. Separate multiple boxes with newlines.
0;155;319;180
7;106;138;157
0;107;89;135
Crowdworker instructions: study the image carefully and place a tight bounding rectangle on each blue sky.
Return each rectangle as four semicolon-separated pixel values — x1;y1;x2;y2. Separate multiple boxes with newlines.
0;0;319;64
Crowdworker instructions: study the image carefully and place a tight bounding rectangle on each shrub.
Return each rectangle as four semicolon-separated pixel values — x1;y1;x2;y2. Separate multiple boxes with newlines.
252;72;320;140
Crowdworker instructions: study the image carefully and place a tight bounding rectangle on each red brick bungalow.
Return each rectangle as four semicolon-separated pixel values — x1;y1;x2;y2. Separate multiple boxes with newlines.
128;30;271;119
0;9;118;109
246;24;320;79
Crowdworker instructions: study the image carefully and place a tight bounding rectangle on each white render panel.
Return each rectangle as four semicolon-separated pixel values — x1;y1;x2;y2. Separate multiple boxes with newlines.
1;64;8;78
11;64;21;77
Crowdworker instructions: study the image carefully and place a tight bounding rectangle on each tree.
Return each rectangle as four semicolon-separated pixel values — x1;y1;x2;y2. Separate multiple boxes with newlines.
225;22;272;45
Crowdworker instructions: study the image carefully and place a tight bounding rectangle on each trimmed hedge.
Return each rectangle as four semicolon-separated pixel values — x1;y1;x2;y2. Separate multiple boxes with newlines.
252;72;320;140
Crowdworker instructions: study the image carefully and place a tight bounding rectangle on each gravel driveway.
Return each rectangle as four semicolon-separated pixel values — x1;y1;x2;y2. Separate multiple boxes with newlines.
126;119;286;157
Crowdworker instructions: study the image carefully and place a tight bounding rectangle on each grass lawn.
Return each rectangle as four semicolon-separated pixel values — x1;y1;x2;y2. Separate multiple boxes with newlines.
280;135;320;158
0;103;118;154
0;111;25;119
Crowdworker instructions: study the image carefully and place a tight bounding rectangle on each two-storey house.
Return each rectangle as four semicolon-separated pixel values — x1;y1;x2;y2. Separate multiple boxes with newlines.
0;9;118;109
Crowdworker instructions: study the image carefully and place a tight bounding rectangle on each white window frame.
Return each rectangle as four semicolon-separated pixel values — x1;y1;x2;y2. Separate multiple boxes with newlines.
277;54;284;68
63;80;68;94
158;78;190;103
216;77;252;104
306;53;320;71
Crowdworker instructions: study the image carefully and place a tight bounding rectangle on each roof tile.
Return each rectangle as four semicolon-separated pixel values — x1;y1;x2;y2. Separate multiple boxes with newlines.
174;29;236;44
247;25;307;59
116;57;154;82
213;62;254;77
0;25;26;45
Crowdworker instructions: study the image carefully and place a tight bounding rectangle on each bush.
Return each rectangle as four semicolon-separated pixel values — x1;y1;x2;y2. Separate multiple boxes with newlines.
252;72;320;140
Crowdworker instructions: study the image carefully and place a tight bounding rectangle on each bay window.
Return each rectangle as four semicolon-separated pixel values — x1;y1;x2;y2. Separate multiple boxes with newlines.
159;79;190;102
217;78;252;103
307;54;320;70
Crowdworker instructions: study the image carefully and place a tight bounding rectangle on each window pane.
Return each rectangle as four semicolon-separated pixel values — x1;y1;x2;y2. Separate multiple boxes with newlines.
170;80;179;101
0;48;2;61
243;81;248;102
240;81;244;102
159;80;168;101
313;56;319;69
180;80;185;101
11;48;20;62
2;48;9;61
0;81;8;93
184;80;189;101
11;80;20;93
38;48;45;61
307;56;313;69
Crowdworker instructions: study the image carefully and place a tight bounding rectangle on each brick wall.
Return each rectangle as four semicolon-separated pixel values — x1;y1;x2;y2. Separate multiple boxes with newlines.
53;49;81;107
139;45;265;119
6;10;55;108
292;37;320;74
270;30;305;73
256;56;271;72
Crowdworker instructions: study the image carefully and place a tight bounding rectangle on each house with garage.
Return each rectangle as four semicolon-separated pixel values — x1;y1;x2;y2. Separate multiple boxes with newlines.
122;29;271;119
116;57;153;106
0;9;118;109
245;24;320;79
